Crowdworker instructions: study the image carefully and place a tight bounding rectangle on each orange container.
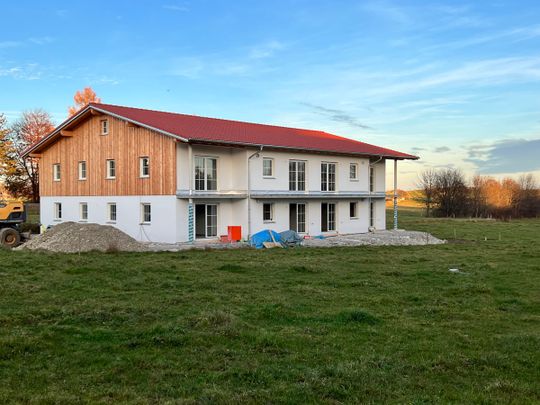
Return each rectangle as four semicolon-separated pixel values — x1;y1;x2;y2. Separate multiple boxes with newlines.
227;226;242;242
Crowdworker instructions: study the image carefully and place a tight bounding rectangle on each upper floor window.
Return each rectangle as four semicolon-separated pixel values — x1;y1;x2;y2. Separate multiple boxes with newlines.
107;203;117;222
78;161;87;180
194;156;217;191
53;164;61;182
106;159;116;179
80;203;88;221
100;119;109;135
263;158;274;177
321;162;336;192
289;160;306;191
141;203;151;223
369;166;375;192
349;163;358;181
140;157;150;178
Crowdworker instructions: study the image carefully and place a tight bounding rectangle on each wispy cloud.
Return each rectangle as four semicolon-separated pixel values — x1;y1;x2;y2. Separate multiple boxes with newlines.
434;146;451;153
0;41;22;48
249;40;285;59
0;37;54;49
301;102;373;130
360;1;412;25
163;3;189;12
465;139;540;174
0;64;42;80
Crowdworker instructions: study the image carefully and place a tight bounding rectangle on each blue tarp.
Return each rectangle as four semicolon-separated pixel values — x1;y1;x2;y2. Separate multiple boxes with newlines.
250;229;282;249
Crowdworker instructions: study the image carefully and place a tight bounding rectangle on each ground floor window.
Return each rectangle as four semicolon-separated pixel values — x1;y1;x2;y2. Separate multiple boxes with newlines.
321;202;336;232
350;202;357;219
80;203;88;221
195;204;218;238
141;203;151;224
289;203;306;233
54;203;62;220
370;202;375;227
263;203;274;222
107;203;117;222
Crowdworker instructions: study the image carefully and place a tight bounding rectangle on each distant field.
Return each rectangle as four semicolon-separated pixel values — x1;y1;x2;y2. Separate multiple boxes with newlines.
1;208;539;403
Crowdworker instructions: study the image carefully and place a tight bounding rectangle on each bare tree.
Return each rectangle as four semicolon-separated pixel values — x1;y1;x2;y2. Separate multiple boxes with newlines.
433;168;468;217
417;169;437;216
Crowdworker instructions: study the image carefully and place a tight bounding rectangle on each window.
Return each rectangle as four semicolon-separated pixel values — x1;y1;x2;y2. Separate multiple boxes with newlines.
289;160;306;191
107;203;117;222
53;164;61;181
106;159;116;179
54;202;62;220
262;158;274;177
141;203;151;223
78;161;87;180
350;163;358;180
100;119;109;135
370;202;375;227
369;166;375;192
263;203;274;222
321;203;336;232
194;156;217;191
80;203;88;221
140;157;150;178
321;162;336;191
195;204;218;238
350;202;358;219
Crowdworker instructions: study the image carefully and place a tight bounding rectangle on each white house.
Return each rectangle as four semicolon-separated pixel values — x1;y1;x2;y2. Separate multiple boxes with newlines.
24;103;417;243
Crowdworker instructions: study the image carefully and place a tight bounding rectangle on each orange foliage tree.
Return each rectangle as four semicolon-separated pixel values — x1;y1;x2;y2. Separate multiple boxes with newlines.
68;87;101;116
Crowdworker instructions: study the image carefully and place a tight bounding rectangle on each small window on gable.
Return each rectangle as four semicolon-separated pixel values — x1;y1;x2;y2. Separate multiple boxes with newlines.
79;161;87;180
263;158;274;177
140;157;150;178
106;159;116;179
350;163;358;180
101;119;109;135
53;163;61;181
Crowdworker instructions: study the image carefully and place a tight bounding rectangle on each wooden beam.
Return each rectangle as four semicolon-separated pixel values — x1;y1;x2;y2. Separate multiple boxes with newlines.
29;153;42;158
60;130;73;137
90;109;102;116
126;121;139;128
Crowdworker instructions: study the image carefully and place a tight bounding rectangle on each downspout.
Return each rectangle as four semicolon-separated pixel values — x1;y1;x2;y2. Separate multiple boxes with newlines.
247;145;263;239
188;143;194;243
393;159;398;230
368;155;383;230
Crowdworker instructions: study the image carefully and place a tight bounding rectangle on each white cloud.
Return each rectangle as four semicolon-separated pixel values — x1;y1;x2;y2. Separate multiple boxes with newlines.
249;40;285;59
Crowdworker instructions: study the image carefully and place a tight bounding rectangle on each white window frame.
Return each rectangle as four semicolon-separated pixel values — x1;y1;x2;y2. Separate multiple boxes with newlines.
290;203;307;233
139;157;150;178
78;161;87;181
54;202;62;220
107;203;117;223
262;157;274;178
350;202;358;219
263;202;274;222
289;160;306;191
321;202;336;232
194;156;218;191
80;202;88;221
321;162;336;192
141;203;151;224
106;159;116;179
53;163;61;182
349;163;358;181
100;119;109;135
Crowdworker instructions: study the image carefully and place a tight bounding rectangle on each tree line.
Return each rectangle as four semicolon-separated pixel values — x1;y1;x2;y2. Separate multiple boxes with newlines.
418;168;539;219
0;88;100;202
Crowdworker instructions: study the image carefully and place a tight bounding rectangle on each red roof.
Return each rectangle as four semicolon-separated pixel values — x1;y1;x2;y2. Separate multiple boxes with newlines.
27;103;418;159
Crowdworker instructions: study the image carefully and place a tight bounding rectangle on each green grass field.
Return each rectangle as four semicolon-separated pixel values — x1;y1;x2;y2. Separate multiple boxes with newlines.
1;209;539;403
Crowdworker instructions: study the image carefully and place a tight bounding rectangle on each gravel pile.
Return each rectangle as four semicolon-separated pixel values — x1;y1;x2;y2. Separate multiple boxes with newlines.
303;230;445;247
17;222;149;253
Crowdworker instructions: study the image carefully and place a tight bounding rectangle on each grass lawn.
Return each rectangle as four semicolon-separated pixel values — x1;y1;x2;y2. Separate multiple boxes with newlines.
1;209;539;403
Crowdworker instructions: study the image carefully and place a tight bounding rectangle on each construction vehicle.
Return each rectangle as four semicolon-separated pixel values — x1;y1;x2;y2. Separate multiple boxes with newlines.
0;200;26;248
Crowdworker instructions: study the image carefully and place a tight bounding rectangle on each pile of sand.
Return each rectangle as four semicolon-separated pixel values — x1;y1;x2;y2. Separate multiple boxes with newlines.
17;222;149;253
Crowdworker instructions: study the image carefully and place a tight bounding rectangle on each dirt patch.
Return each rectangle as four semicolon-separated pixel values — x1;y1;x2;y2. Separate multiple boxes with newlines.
16;222;148;253
303;230;446;247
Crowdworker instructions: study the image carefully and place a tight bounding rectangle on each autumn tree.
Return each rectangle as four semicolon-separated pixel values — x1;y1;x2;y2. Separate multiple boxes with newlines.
68;87;101;116
2;110;54;202
0;114;18;199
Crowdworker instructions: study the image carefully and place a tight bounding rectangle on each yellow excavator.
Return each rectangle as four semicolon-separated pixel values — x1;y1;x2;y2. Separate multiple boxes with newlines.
0;200;26;248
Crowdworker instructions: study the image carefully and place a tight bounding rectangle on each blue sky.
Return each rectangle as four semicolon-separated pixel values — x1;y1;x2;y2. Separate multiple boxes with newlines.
1;0;540;188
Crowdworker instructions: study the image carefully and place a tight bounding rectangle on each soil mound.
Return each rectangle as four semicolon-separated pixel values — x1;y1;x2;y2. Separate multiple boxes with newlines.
18;222;148;253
